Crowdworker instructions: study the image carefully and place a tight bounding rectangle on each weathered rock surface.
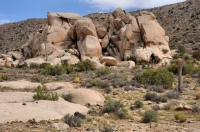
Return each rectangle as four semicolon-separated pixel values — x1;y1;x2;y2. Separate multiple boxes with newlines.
44;82;74;90
0;80;41;89
0;99;89;123
101;57;119;66
0;92;34;103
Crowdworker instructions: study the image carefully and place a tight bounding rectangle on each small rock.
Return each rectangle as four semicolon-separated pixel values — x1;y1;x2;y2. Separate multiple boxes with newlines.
130;105;136;110
22;102;26;106
52;122;69;131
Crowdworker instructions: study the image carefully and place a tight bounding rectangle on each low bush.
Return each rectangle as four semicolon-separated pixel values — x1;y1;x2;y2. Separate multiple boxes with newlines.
96;67;112;77
151;105;160;111
174;113;188;122
62;93;74;102
0;74;10;80
142;110;157;123
102;99;128;119
74;59;96;72
134;100;143;108
17;63;29;70
164;90;180;99
63;114;82;127
144;92;168;103
192;105;200;113
33;86;58;101
90;78;102;87
136;68;174;89
38;63;66;76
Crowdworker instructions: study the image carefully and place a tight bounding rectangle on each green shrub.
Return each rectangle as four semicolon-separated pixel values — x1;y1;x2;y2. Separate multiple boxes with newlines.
144;92;168;103
96;67;112;77
167;59;200;75
127;56;136;62
142;110;157;123
151;105;160;111
38;63;66;76
0;74;10;80
174;113;188;122
33;86;58;101
74;59;96;72
63;60;96;74
134;100;143;108
17;63;29;70
178;45;186;55
102;99;128;119
136;68;174;89
90;78;102;87
62;93;74;102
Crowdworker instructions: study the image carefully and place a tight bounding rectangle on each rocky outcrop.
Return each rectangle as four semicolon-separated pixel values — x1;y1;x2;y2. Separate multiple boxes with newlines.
0;8;172;67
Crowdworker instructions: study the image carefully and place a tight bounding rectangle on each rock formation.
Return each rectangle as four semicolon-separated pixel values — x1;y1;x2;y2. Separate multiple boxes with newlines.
0;8;172;67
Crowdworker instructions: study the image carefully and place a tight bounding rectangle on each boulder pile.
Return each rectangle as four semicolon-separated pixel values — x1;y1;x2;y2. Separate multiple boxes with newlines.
0;8;172;67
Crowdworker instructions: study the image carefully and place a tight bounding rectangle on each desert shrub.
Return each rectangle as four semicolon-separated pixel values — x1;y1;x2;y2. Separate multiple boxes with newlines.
127;56;136;62
64;60;96;73
195;91;200;100
0;74;10;80
142;110;157;123
99;81;110;89
183;53;192;60
104;87;112;94
90;78;102;87
151;105;160;111
33;86;58;101
102;99;128;119
177;45;186;55
100;125;114;132
193;49;200;60
167;59;200;75
131;65;140;73
112;80;127;88
38;63;66;76
17;63;29;70
136;68;174;89
147;85;165;93
174;113;188;122
96;67;112;77
74;59;96;72
134;100;143;108
144;92;158;102
62;93;74;102
163;103;172;110
144;92;168;102
164;90;180;99
192;105;200;113
63;114;82;127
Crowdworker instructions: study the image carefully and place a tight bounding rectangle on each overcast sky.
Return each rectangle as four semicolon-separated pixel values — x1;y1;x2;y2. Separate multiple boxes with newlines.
0;0;185;25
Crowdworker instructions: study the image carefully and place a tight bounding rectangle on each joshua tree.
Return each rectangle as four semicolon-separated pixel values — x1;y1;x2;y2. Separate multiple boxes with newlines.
177;58;184;93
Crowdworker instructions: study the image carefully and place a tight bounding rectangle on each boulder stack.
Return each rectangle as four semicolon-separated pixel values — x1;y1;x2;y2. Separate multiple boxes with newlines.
0;8;172;67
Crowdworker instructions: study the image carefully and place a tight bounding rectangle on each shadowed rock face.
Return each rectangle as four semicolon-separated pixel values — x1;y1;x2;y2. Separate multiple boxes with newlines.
0;8;172;67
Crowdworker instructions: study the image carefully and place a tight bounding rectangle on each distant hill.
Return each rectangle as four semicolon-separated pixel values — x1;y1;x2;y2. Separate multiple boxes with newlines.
0;0;200;53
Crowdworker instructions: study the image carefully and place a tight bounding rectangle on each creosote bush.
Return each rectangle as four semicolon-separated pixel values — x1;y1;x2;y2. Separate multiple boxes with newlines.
33;85;58;101
134;100;143;108
102;99;128;119
142;110;157;123
38;63;65;76
96;66;112;77
62;93;74;102
136;68;174;89
174;113;188;122
144;92;168;103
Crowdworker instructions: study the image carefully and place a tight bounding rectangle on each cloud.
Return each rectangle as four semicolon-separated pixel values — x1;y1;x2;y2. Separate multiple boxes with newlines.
82;0;186;10
0;19;11;25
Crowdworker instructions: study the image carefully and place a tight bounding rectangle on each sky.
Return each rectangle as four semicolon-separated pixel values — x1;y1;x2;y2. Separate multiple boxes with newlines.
0;0;186;25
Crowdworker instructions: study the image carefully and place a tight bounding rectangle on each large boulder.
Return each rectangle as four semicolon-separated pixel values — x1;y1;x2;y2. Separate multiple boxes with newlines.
78;35;102;59
101;56;119;66
56;88;105;106
24;57;45;67
75;17;97;41
44;82;74;90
